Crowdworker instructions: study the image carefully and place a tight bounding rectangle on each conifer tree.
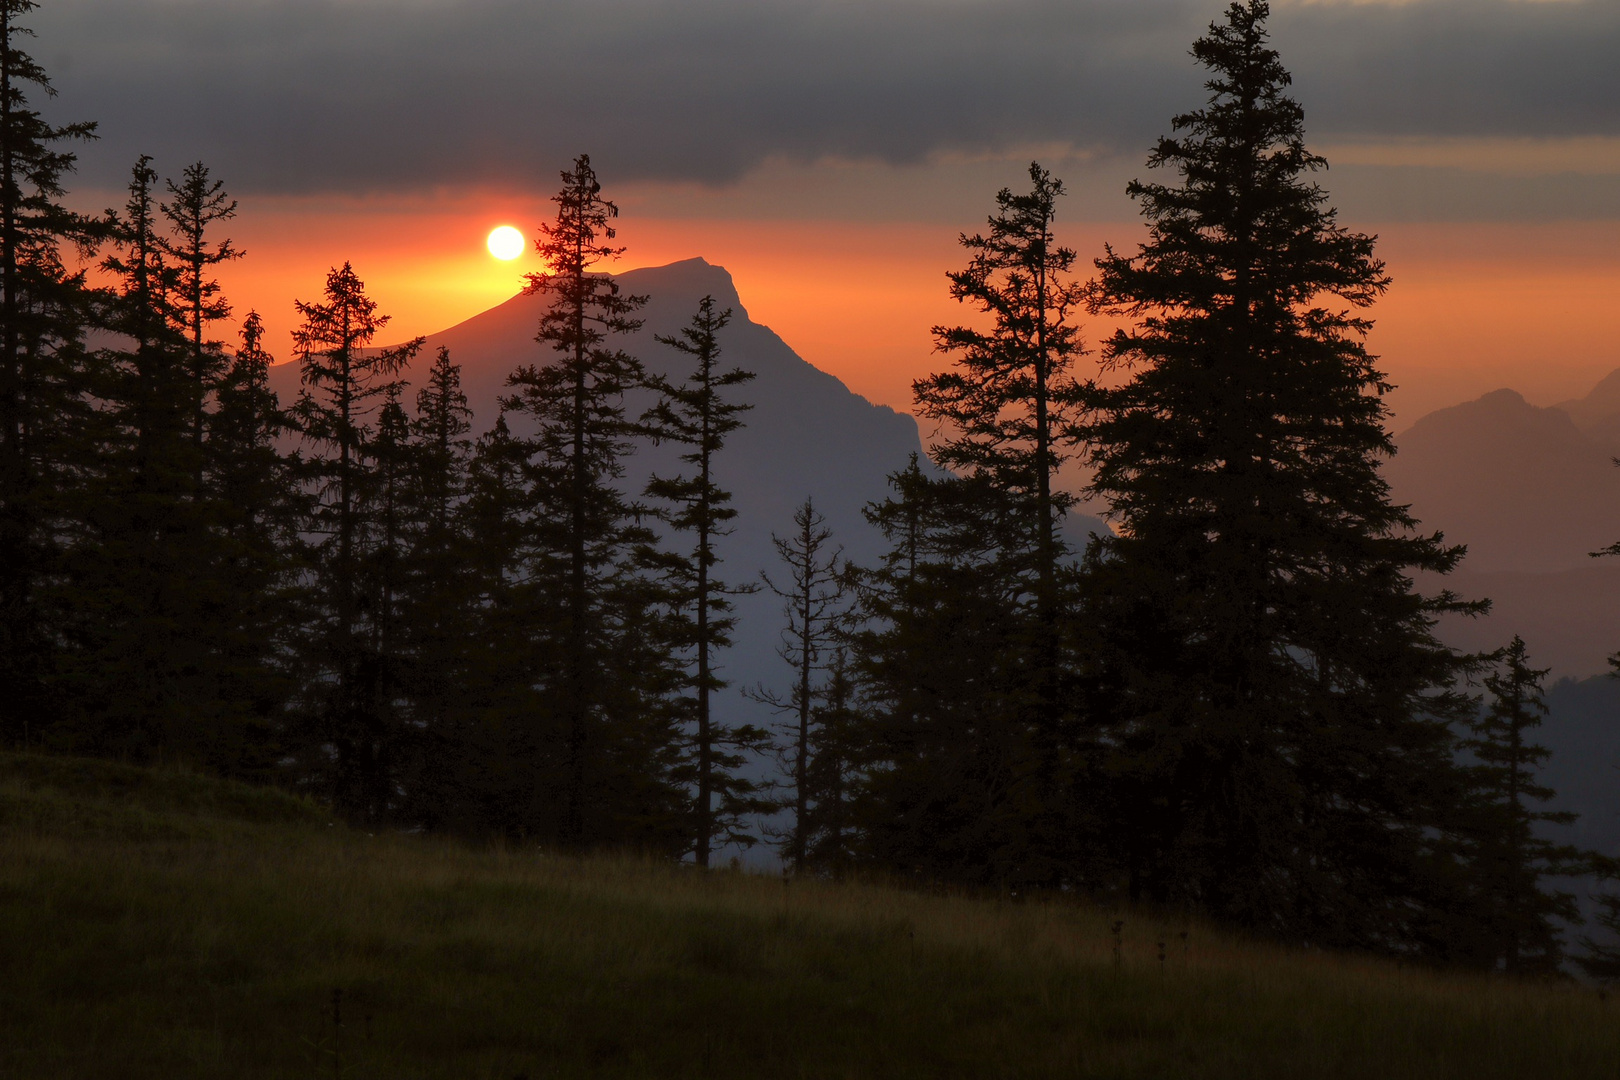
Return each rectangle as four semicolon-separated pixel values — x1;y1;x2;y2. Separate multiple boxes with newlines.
644;296;770;866
448;413;538;836
801;633;863;874
918;162;1087;622
914;163;1091;876
501;155;683;849
755;498;847;874
1461;637;1582;973
368;385;411;734
160;161;240;467
849;460;1040;884
66;156;212;758
211;312;294;545
203;311;300;779
0;0;100;745
395;347;477;826
1080;1;1483;949
290;262;422;820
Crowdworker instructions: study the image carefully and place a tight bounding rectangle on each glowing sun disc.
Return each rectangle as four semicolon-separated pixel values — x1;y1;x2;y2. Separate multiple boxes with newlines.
487;225;525;260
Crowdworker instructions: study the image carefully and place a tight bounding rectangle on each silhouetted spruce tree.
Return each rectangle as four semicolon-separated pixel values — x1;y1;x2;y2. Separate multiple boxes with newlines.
448;413;541;837
1460;637;1583;973
367;385;412;766
160;161;240;475
644;296;771;866
1079;0;1482;950
66;155;217;759
500;155;683;850
290;262;422;821
919;164;1087;588
202;311;301;780
755;498;847;874
849;458;1040;885
918;162;1086;631
395;347;478;827
147;161;265;773
0;0;101;746
801;632;864;874
914;162;1091;880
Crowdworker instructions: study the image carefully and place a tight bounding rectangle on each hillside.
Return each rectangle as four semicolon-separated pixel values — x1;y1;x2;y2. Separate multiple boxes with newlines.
1;754;1615;1079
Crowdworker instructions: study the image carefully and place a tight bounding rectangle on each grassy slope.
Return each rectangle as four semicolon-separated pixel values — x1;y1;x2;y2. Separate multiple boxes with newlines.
0;754;1613;1079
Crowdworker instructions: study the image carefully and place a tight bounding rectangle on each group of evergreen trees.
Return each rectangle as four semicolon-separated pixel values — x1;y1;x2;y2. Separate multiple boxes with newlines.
0;1;757;861
2;0;1607;972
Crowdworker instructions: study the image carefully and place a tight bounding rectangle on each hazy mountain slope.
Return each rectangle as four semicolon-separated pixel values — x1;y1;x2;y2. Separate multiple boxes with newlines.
1556;368;1620;453
1430;566;1620;680
1382;376;1620;678
1386;388;1620;576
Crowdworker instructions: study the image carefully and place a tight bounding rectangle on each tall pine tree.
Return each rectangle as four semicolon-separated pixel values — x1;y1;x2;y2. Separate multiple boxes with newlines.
918;162;1087;624
0;0;100;744
160;161;240;473
849;460;1041;885
290;262;422;820
67;156;212;760
395;347;478;827
1460;637;1582;973
755;498;846;874
914;163;1091;882
643;296;770;866
447;413;540;837
500;155;683;850
202;310;301;780
1080;0;1482;950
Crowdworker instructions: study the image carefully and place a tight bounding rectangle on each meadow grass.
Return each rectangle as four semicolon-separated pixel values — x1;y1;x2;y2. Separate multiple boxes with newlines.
0;752;1613;1078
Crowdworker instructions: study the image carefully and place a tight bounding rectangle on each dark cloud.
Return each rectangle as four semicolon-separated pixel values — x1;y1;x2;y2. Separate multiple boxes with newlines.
23;0;1620;195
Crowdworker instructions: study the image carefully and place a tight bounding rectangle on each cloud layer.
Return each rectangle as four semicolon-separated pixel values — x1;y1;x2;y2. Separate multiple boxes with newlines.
26;0;1620;195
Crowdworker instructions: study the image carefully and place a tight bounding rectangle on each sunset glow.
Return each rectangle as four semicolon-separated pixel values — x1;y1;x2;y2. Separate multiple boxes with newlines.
175;188;1620;432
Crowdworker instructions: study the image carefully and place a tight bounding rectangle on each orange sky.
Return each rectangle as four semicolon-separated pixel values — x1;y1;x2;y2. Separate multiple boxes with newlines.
166;190;1620;432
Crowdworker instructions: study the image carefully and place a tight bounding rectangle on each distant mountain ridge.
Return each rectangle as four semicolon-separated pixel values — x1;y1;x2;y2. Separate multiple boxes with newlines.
1555;368;1620;452
1387;369;1620;678
1387;387;1620;575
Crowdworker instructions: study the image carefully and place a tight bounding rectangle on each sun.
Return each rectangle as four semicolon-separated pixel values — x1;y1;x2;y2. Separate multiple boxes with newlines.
486;225;525;261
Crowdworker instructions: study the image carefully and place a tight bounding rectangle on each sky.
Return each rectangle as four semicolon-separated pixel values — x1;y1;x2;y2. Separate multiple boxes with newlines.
28;0;1620;426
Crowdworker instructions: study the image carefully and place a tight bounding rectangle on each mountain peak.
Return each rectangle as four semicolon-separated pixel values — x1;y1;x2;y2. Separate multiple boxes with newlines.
1398;386;1566;443
1474;387;1531;410
618;258;745;317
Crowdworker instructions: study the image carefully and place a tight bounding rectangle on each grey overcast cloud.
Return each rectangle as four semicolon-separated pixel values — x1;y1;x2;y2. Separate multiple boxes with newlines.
30;0;1620;201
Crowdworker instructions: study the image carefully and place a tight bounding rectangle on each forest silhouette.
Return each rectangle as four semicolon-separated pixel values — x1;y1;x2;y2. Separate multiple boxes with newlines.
3;0;1616;979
